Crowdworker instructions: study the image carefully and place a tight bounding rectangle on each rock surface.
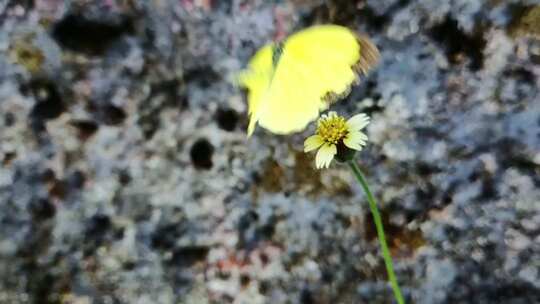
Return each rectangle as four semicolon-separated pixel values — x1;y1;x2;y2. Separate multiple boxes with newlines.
0;0;539;303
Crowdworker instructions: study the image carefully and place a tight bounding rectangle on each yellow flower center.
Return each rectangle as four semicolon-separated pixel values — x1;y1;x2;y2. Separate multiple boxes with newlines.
317;114;348;145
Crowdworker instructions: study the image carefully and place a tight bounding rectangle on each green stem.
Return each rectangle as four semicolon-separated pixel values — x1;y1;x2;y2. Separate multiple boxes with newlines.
347;160;405;304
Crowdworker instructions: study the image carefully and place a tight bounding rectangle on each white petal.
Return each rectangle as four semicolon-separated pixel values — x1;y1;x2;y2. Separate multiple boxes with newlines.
346;113;370;131
315;143;337;169
304;135;324;152
343;131;368;151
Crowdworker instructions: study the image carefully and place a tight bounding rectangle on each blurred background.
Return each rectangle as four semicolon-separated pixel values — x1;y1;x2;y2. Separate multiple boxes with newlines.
0;0;539;303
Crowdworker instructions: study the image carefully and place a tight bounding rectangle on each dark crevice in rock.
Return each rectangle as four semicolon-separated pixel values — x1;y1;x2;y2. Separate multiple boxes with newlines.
137;79;186;140
48;179;67;200
83;214;116;256
494;138;539;185
152;223;187;250
169;246;210;267
26;79;66;123
23;79;67;139
479;174;498;200
85;214;111;238
415;162;442;177
215;108;238;131
190;139;214;170
28;198;56;221
52;14;134;56
502;67;536;84
2;152;17;166
237;210;278;250
100;104;127;126
357;5;391;32
301;0;409;31
118;169;132;186
70;120;99;140
300;287;314;304
447;267;540;303
429;15;487;71
4;112;16;127
68;170;86;189
184;66;220;89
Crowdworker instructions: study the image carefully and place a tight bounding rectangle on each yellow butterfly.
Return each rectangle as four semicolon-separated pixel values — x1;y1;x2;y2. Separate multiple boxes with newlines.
239;24;379;136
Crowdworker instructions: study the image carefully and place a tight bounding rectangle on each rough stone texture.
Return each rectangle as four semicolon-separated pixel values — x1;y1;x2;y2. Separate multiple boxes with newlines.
0;0;539;303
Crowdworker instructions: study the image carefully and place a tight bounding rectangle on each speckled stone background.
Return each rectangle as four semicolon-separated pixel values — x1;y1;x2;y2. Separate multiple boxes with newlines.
0;0;539;303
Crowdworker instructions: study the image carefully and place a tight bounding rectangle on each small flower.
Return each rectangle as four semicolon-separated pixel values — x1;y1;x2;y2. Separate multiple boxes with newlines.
304;112;369;169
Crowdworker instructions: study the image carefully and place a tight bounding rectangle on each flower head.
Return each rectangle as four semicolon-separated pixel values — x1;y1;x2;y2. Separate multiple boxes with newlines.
304;112;369;169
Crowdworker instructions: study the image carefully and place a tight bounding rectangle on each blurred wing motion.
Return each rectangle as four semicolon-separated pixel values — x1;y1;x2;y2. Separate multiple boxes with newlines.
239;24;380;136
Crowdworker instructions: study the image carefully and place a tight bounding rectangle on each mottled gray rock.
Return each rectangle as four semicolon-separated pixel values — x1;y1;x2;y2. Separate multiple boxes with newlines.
0;0;539;303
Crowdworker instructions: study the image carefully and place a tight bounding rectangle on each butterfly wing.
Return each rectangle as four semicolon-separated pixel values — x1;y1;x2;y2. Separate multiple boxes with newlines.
256;52;322;134
243;25;379;135
283;24;362;106
258;25;364;134
238;44;275;135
